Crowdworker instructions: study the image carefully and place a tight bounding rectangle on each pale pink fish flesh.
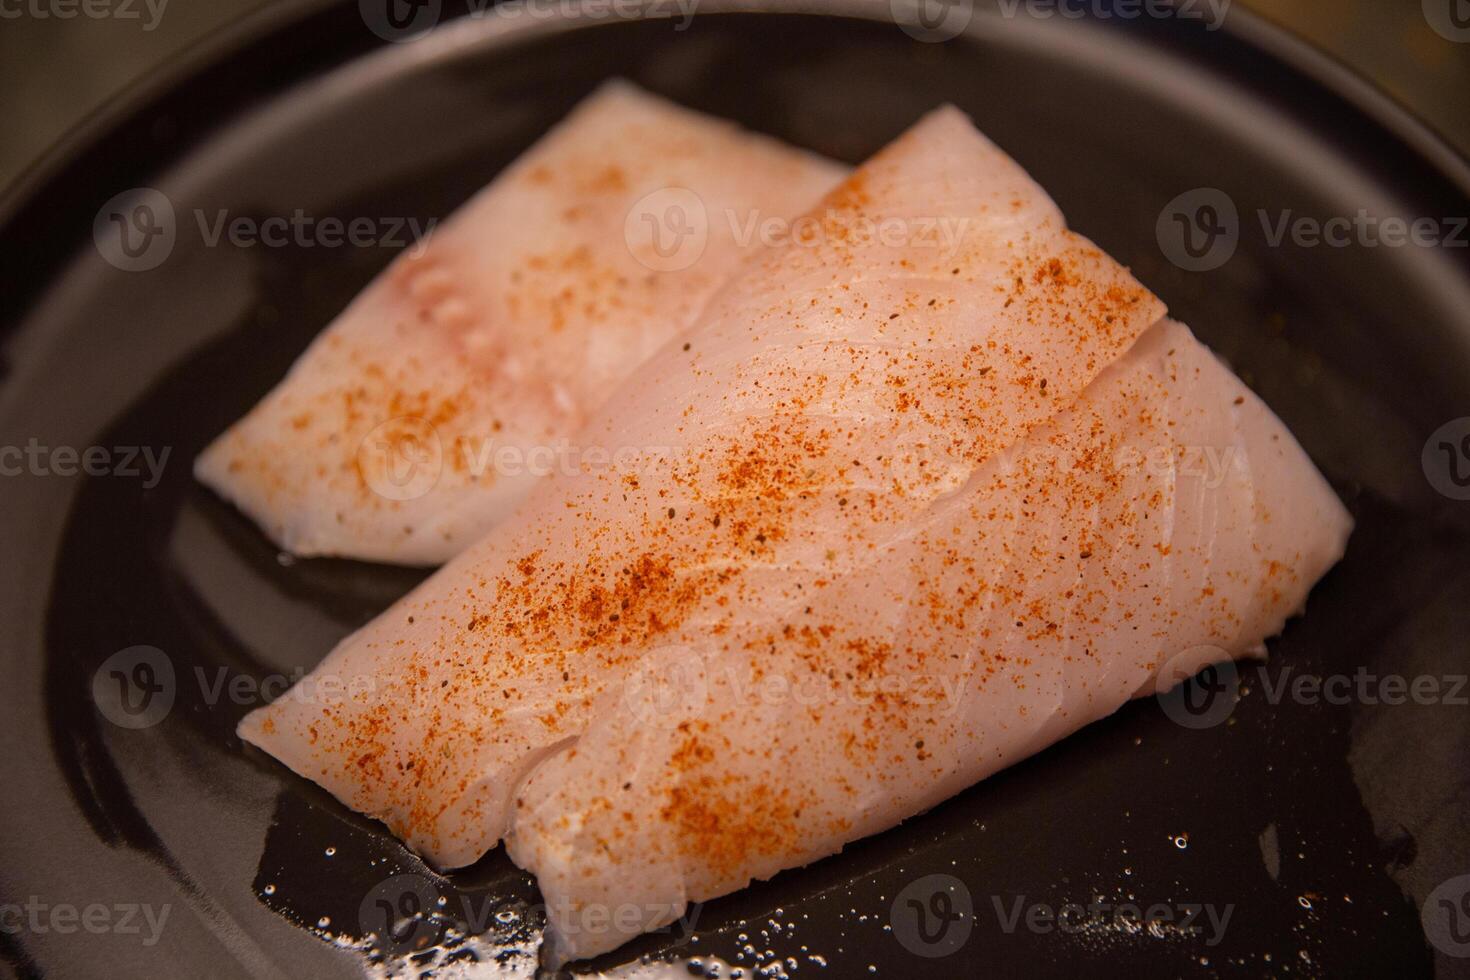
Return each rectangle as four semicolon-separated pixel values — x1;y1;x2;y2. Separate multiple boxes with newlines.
196;81;844;564
239;106;1350;964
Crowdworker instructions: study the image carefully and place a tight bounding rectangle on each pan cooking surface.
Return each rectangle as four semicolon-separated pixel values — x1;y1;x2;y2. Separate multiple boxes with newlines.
1;3;1468;977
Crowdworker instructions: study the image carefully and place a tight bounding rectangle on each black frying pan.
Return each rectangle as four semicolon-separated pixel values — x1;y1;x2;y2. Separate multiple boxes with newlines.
2;1;1469;977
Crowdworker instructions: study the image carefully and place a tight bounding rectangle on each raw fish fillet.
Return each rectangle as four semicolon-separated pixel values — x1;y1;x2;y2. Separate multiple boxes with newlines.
239;107;1350;963
240;104;1166;864
196;81;844;564
507;316;1351;962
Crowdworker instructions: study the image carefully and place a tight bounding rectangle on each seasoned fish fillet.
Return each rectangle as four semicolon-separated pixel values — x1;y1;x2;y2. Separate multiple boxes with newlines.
507;316;1351;962
239;104;1167;867
239;106;1350;963
196;81;844;564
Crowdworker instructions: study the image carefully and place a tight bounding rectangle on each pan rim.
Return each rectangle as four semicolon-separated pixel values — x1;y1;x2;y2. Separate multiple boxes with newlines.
0;0;1467;246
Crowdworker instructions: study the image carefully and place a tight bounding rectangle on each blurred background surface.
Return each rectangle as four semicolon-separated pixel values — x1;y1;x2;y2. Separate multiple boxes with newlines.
0;0;1467;195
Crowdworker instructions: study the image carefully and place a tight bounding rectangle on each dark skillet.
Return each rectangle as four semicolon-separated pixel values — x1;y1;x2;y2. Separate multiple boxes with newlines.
1;1;1468;977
